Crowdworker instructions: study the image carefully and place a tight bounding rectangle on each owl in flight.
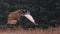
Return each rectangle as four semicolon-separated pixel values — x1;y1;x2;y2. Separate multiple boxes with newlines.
7;9;38;26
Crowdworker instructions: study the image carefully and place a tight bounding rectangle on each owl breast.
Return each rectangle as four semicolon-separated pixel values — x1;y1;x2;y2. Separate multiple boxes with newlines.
7;12;20;24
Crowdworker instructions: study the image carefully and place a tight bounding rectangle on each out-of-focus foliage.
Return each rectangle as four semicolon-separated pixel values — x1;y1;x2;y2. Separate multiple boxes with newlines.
0;0;59;28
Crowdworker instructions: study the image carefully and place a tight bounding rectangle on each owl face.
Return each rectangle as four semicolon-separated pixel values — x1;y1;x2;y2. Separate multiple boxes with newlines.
15;9;30;16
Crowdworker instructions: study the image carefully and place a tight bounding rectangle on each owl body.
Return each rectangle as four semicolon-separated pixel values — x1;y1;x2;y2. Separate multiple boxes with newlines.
7;9;36;25
7;12;20;24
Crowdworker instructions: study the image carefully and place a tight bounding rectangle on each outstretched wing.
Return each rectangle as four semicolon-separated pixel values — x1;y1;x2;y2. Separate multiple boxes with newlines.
24;14;38;25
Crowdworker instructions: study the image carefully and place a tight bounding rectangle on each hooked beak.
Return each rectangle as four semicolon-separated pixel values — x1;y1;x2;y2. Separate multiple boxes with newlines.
23;14;38;25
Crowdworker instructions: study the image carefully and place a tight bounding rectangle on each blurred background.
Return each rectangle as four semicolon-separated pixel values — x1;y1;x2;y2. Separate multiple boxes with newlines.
0;0;59;29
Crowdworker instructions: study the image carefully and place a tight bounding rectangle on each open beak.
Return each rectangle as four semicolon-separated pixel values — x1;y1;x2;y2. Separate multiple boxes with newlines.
23;14;38;25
